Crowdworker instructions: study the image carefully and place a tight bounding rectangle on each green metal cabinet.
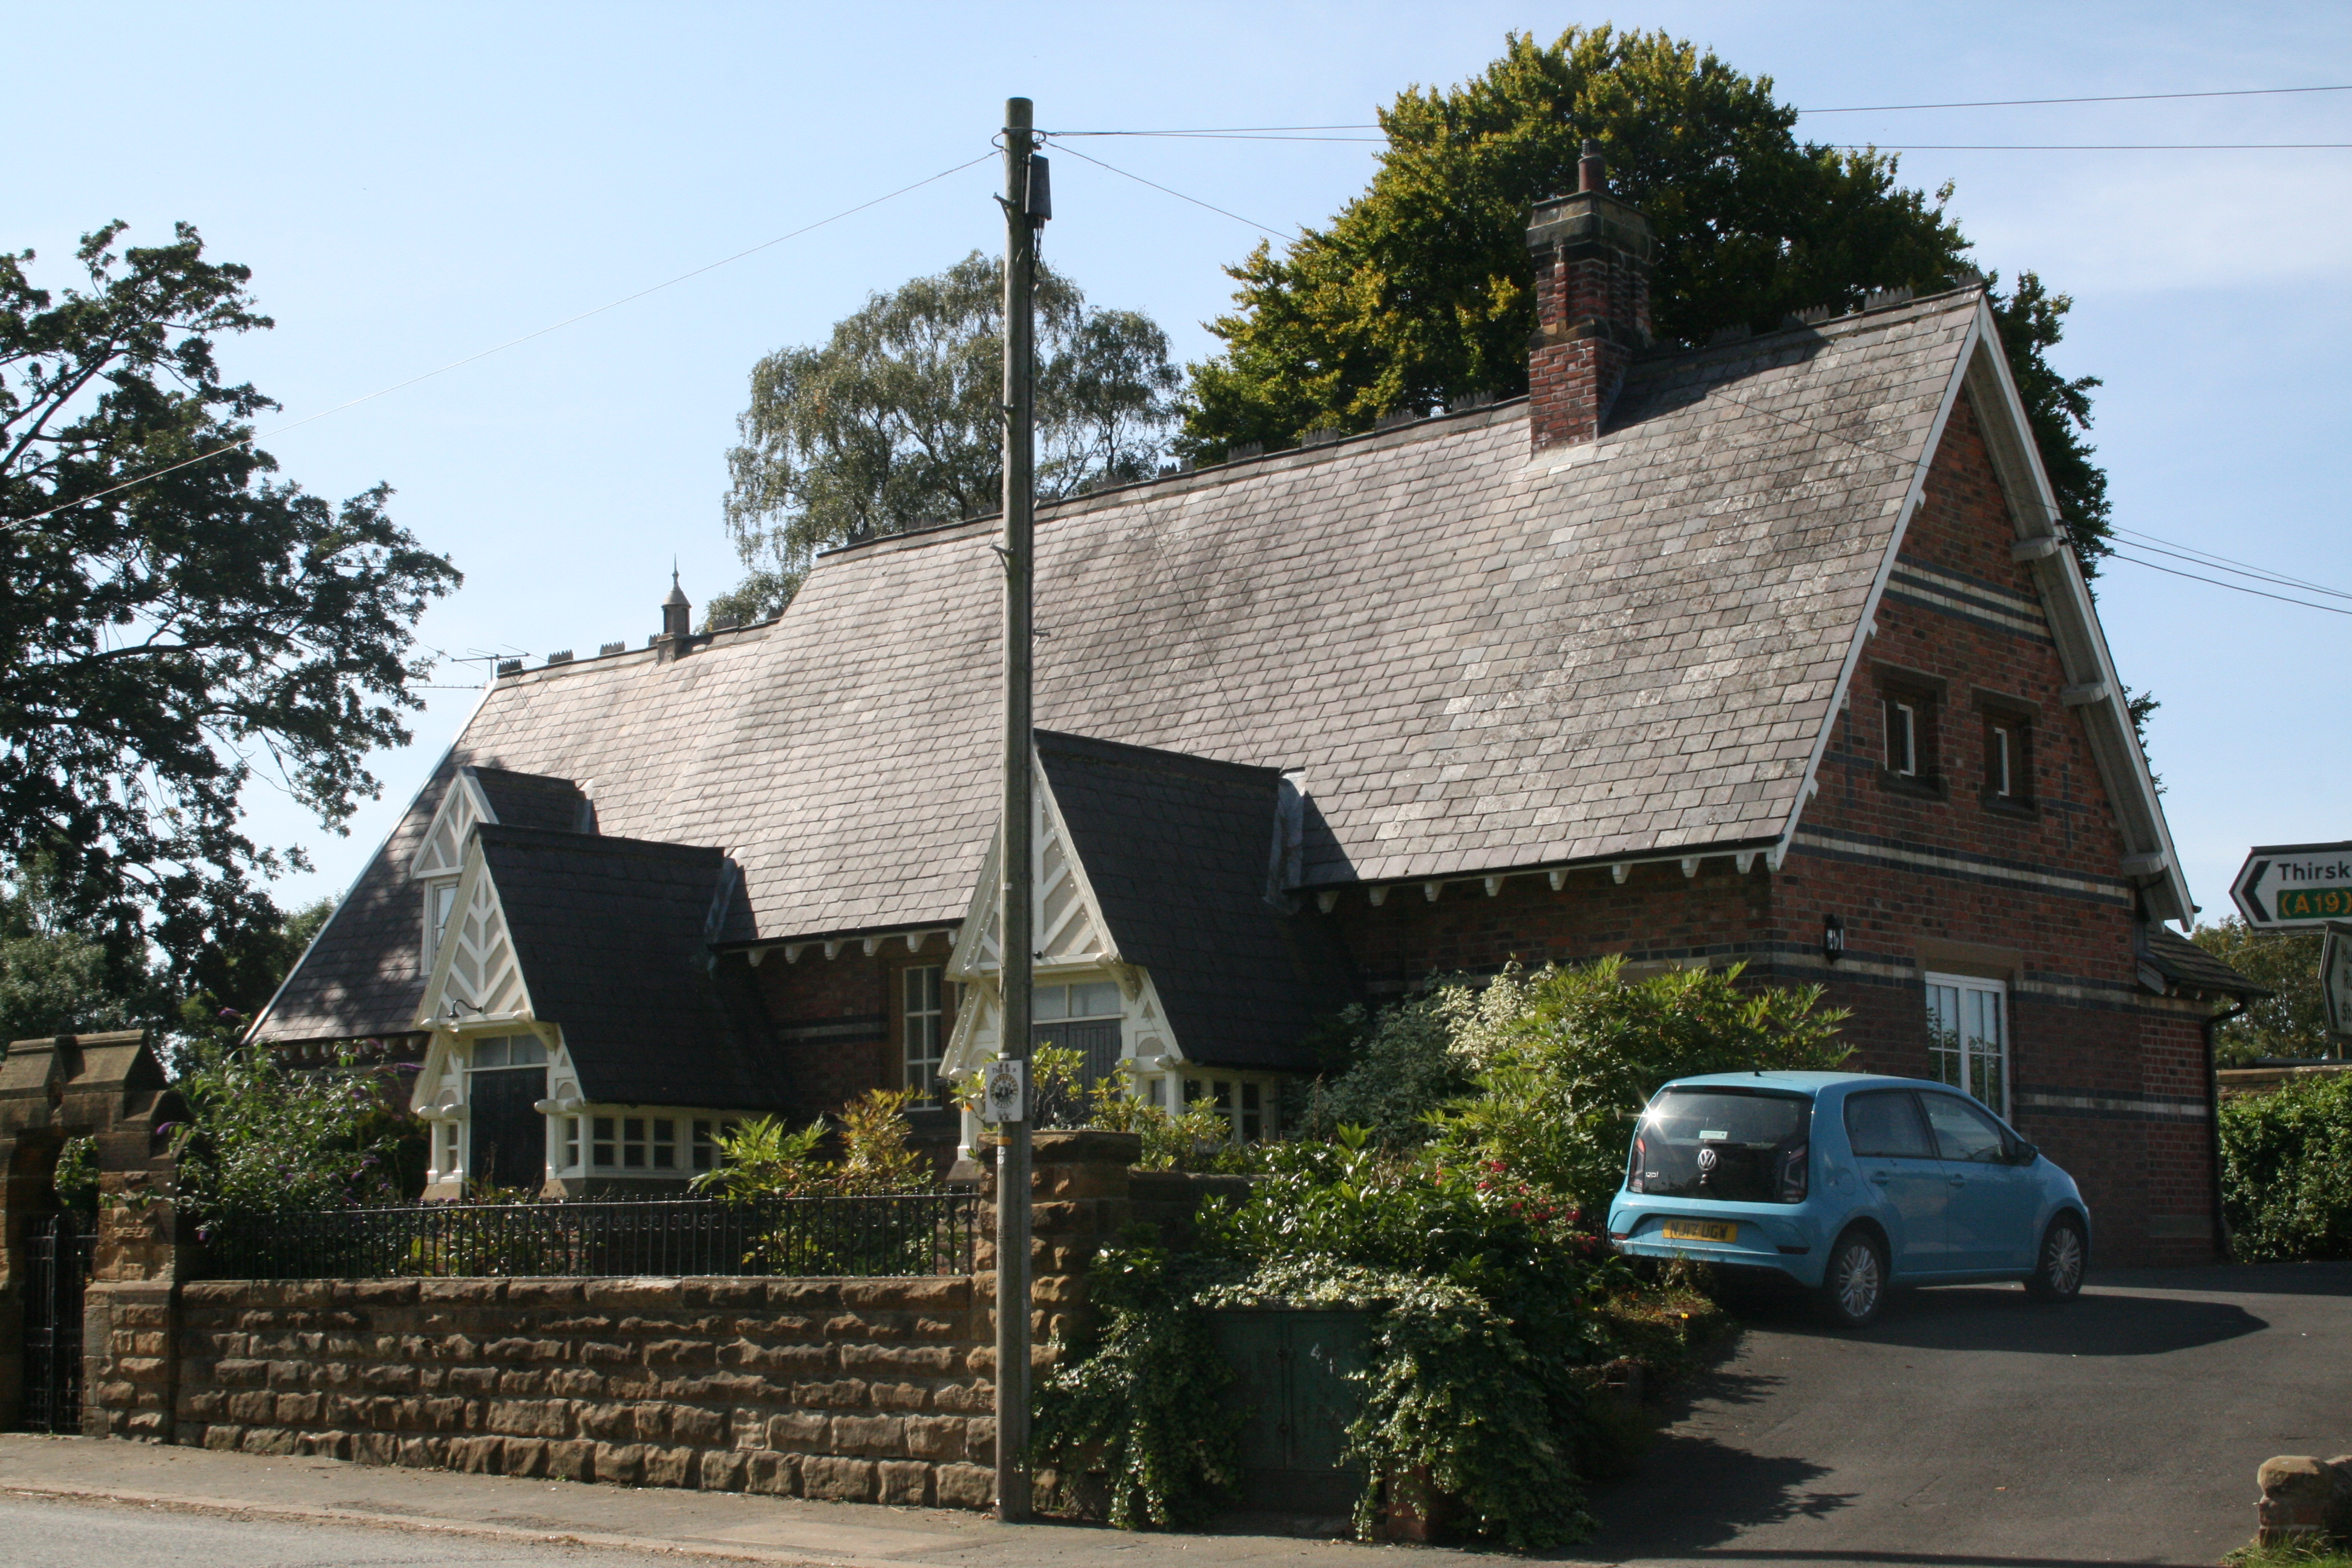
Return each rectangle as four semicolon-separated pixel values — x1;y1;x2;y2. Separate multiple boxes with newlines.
1208;1308;1370;1513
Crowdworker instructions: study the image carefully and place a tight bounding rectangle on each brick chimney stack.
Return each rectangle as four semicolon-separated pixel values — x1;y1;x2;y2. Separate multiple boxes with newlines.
1525;141;1655;452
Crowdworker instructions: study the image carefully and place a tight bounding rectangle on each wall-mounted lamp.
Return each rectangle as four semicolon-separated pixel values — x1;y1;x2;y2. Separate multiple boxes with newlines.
1823;913;1846;964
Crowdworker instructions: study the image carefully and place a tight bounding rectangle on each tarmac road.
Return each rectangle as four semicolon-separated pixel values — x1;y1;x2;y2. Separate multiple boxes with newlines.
1567;1262;2352;1566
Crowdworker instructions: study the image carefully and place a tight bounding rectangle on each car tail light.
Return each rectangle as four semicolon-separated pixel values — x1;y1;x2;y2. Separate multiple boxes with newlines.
1627;1134;1648;1194
1776;1142;1809;1203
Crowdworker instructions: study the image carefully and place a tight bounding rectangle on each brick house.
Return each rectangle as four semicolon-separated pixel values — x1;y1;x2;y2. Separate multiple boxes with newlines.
249;159;2253;1263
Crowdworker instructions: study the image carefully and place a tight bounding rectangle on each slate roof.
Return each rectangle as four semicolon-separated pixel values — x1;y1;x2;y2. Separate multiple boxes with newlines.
472;768;592;834
1037;731;1358;1071
2143;927;2269;999
475;825;783;1109
255;289;1986;1046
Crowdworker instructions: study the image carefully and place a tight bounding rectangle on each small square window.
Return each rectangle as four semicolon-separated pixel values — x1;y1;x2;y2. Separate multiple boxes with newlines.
652;1119;677;1170
622;1117;646;1169
592;1116;616;1168
1886;700;1917;777
1981;711;2033;806
562;1117;581;1170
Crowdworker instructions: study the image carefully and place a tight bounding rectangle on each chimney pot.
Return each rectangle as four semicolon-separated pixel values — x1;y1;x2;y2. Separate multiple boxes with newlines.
1578;138;1607;194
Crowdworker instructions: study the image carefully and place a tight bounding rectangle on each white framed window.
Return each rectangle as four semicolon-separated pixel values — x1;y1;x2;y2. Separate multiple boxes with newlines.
1926;972;2008;1116
434;1120;461;1177
1990;725;2013;797
1184;1076;1269;1142
904;965;946;1098
1035;980;1122;1022
561;1117;581;1171
691;1119;739;1172
469;1034;547;1069
586;1114;687;1172
1887;701;1918;777
422;878;459;970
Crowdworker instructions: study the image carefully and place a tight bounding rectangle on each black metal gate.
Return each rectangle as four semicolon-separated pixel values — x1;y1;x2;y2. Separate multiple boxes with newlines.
19;1212;94;1433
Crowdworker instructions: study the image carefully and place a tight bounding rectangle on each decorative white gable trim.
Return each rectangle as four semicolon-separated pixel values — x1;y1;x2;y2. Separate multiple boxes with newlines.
411;768;498;881
941;745;1204;1157
413;844;534;1029
946;746;1120;982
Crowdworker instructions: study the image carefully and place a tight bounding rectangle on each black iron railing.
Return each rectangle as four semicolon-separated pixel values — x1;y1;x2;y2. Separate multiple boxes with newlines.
186;1193;977;1281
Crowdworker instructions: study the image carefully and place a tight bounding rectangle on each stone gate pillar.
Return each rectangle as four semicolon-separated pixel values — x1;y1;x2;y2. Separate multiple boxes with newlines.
0;1030;180;1435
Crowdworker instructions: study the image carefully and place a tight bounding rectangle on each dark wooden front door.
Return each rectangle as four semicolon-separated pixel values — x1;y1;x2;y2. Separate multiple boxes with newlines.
469;1067;548;1192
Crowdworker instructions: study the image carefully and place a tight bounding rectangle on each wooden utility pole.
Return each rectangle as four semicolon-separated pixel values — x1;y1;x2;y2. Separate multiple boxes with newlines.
993;93;1040;1524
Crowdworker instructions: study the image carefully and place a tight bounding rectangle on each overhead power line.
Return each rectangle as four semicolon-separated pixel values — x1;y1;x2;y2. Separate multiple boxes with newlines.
2109;552;2352;617
1800;83;2352;113
18;151;998;528
2111;528;2352;602
1044;139;1301;240
1051;85;2352;138
1834;142;2352;151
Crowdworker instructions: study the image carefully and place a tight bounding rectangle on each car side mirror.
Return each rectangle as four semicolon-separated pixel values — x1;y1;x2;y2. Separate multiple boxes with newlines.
2010;1142;2037;1166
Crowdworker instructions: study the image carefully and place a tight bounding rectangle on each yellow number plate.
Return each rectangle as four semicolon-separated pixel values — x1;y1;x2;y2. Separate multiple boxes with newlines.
1660;1219;1738;1244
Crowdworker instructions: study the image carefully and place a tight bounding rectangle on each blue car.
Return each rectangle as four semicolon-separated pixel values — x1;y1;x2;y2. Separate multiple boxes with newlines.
1606;1071;2091;1328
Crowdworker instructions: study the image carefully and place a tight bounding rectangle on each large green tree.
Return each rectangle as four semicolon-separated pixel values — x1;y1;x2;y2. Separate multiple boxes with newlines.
1;223;459;978
714;251;1180;622
1183;25;2114;574
2192;919;2336;1064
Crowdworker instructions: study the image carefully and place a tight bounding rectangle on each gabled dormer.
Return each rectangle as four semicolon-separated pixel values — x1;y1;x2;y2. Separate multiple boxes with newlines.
410;766;592;971
944;731;1356;1153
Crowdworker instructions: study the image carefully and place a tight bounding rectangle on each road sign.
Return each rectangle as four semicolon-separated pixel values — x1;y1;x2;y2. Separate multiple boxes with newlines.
2230;842;2352;929
2324;923;2352;1037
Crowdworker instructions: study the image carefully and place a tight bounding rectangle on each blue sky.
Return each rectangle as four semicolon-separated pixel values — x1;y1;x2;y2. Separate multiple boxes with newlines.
13;1;2349;928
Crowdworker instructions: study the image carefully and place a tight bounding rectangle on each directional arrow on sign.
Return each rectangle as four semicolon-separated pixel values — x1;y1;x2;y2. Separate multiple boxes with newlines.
2231;841;2352;929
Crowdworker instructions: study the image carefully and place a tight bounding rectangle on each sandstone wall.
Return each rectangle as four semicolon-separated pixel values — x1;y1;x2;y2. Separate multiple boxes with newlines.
167;1274;999;1508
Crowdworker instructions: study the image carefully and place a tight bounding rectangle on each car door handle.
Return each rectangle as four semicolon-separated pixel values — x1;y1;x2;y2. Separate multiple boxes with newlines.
1869;1171;1892;1184
1948;1175;1967;1187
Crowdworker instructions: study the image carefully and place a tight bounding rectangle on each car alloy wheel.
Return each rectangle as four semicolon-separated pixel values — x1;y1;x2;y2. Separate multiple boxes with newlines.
1821;1230;1886;1329
2028;1217;2086;1301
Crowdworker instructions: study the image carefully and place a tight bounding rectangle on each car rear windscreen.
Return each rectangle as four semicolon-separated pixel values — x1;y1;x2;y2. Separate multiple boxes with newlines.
1627;1087;1812;1204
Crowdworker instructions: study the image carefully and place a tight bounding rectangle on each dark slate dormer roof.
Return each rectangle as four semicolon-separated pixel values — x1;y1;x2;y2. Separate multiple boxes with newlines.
471;767;592;834
1036;731;1357;1072
474;825;781;1109
2142;927;2269;999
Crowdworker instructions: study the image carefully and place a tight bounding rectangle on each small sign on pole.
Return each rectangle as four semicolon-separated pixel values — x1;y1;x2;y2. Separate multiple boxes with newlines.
981;1058;1026;1125
2229;841;2352;929
2322;922;2352;1039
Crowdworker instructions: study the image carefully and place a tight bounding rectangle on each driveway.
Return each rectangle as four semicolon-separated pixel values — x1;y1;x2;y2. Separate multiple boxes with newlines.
1569;1263;2352;1566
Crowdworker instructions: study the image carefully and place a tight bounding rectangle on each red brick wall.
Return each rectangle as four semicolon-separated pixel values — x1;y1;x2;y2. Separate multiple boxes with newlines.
1328;857;1774;992
744;935;961;1151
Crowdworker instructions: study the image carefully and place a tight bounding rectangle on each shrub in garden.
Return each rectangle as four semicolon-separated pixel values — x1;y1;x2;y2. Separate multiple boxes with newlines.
1432;959;1851;1214
169;1037;413;1222
2220;1073;2352;1261
1030;957;1832;1546
952;1044;1246;1172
